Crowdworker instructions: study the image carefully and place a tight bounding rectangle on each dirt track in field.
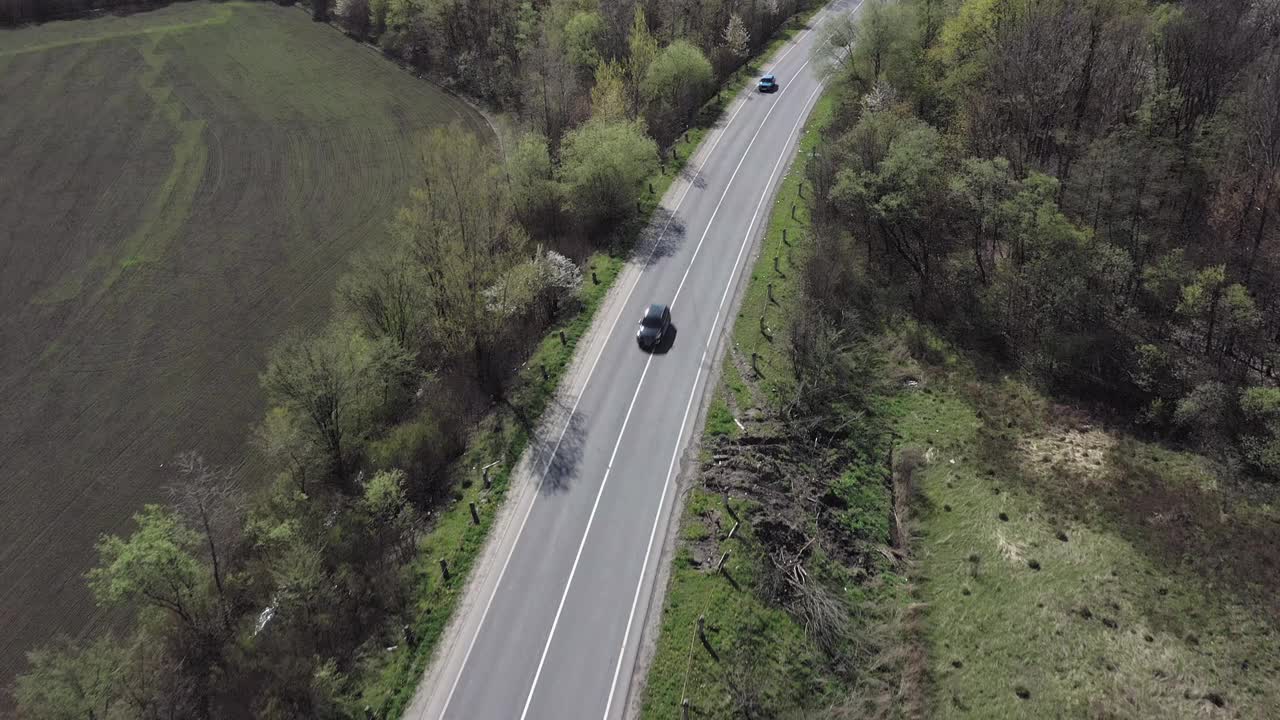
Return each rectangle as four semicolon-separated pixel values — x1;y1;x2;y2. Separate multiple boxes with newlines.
0;1;487;695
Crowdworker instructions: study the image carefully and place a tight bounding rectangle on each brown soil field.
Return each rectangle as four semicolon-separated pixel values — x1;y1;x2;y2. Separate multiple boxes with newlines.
0;1;487;699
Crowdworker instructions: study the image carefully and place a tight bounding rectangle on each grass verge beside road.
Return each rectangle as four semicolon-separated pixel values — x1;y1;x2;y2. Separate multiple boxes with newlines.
639;94;902;719
697;93;833;450
363;23;824;715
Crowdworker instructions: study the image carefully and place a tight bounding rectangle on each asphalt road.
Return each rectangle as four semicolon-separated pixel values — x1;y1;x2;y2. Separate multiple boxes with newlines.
410;3;861;717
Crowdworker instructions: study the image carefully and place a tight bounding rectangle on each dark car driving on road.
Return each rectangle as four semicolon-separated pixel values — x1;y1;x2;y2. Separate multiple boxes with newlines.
758;74;779;93
637;303;671;350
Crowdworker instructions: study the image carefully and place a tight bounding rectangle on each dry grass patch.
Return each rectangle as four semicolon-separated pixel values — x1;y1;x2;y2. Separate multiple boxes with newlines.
1019;428;1117;479
891;371;1280;719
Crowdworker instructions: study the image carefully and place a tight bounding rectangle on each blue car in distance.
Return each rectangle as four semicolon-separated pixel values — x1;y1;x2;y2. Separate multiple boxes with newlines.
758;74;779;93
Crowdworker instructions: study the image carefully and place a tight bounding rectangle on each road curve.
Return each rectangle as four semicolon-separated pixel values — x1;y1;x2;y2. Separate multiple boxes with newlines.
408;3;862;717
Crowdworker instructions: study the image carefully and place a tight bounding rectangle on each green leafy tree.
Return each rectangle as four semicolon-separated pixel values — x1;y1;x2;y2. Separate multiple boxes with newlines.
1142;249;1193;311
849;0;910;84
268;532;327;631
397;125;528;395
337;245;431;355
1173;380;1234;448
262;327;415;488
831;106;946;293
626;6;659;115
948;156;1017;286
558;118;658;231
88;505;208;632
254;407;321;494
643;40;713;148
1240;387;1280;480
361;468;418;563
591;59;629;122
507;131;562;238
1177;265;1261;360
564;10;605;74
16;628;197;720
978;172;1129;376
81;506;232;717
15;635;124;720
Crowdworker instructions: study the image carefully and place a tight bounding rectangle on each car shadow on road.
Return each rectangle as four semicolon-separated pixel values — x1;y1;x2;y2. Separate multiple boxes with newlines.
641;325;678;355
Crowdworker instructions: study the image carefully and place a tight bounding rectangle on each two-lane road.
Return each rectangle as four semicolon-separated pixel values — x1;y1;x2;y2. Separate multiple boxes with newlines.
409;3;862;717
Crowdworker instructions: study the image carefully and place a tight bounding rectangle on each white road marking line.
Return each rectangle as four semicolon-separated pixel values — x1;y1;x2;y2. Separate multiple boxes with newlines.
599;347;701;720
434;2;858;715
669;58;813;312
601;78;827;720
430;35;758;720
517;56;815;718
518;354;656;720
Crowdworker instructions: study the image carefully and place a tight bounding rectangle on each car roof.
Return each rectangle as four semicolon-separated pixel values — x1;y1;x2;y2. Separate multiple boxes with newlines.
761;74;775;80
645;303;667;317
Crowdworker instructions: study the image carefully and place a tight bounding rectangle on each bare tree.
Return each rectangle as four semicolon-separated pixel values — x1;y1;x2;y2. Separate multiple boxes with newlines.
168;452;245;635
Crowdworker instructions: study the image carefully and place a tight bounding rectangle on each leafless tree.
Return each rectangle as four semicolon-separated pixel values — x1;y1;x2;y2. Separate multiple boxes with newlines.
168;452;245;634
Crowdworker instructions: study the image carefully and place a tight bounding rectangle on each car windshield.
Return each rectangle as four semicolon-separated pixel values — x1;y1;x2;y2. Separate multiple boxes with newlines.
642;307;665;328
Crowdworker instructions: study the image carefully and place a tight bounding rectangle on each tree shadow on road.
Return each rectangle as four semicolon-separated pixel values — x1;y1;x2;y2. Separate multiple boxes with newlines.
641;206;689;267
528;408;589;496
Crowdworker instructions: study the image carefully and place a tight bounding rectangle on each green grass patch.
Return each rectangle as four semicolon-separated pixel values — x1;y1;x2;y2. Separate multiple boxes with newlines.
719;356;753;415
889;344;1280;718
0;1;237;57
729;94;833;406
704;393;739;438
641;493;835;719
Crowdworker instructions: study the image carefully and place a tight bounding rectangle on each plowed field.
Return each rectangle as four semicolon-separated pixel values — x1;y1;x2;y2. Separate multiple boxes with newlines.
0;1;487;693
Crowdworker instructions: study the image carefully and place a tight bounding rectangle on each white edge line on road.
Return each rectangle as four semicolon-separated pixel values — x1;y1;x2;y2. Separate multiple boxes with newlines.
600;79;827;720
433;1;852;713
519;355;656;720
518;54;821;719
669;59;813;312
430;53;757;720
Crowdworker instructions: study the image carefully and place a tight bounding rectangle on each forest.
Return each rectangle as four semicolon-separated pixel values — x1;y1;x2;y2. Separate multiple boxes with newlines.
649;0;1280;714
10;0;818;717
811;0;1280;480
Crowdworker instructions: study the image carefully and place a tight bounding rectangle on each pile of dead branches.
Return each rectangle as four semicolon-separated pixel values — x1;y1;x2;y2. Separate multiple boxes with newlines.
702;414;891;658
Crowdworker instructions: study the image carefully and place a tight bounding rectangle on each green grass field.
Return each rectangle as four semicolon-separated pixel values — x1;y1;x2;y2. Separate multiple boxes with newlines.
891;339;1280;718
0;1;486;691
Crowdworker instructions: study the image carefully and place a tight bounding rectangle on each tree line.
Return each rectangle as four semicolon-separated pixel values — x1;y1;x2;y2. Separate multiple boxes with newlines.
335;0;804;145
13;0;819;716
807;0;1280;480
